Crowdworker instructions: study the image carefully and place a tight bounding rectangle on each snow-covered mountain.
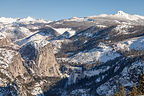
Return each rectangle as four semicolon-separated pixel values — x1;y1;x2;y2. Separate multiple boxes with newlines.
56;11;144;25
0;11;144;96
0;16;50;24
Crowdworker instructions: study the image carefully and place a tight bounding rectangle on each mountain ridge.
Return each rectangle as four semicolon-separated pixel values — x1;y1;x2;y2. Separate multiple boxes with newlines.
0;11;144;23
0;11;144;96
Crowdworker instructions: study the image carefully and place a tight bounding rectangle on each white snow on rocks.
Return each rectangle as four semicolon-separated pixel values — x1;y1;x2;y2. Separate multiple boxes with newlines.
0;33;6;40
116;36;144;51
70;89;89;96
0;16;50;25
18;16;36;23
114;11;137;20
114;24;134;35
18;16;50;24
51;39;72;54
17;30;51;46
18;27;31;36
31;82;44;96
54;28;76;37
0;48;18;83
22;39;50;51
97;61;144;96
100;11;144;21
0;17;17;24
69;43;120;63
32;39;50;49
87;11;144;22
84;66;110;77
65;10;144;23
0;48;18;67
96;25;107;28
64;17;85;22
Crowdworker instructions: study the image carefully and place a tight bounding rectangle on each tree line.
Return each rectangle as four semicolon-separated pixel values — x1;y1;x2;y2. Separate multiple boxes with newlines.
113;73;144;96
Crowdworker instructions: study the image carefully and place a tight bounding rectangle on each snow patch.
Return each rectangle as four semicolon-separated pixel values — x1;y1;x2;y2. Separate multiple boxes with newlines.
116;36;144;51
0;33;6;39
84;66;110;77
33;39;50;48
51;39;72;54
54;28;76;37
0;17;17;24
114;24;134;35
69;43;120;63
65;17;85;22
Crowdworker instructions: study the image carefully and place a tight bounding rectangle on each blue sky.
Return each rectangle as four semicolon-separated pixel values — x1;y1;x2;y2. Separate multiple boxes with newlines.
0;0;144;20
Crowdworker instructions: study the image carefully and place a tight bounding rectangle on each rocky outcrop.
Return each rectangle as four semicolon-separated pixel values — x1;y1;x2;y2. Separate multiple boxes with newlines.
0;35;61;95
20;40;60;77
0;47;28;86
36;43;60;76
8;52;28;78
0;34;33;96
0;33;28;87
0;33;11;46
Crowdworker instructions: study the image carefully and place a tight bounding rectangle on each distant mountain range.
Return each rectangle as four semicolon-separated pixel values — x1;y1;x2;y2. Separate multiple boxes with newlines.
0;11;144;96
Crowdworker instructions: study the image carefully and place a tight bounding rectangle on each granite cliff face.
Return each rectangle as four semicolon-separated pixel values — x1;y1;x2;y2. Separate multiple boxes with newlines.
35;42;60;77
0;48;28;85
0;34;61;95
0;34;31;95
0;33;27;83
20;40;60;77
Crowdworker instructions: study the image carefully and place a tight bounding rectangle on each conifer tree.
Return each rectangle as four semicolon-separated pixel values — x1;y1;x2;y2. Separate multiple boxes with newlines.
138;73;144;94
131;84;137;96
113;92;120;96
127;90;132;96
120;85;125;96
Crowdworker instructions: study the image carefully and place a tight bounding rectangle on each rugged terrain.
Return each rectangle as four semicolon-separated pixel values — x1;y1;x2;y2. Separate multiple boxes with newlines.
0;11;144;96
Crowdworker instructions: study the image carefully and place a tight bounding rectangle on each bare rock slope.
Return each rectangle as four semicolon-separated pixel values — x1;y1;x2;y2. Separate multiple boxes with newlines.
20;40;60;77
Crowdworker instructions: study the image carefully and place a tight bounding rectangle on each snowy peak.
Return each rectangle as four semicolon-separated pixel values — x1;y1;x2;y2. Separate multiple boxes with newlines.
18;16;51;24
114;11;132;20
0;17;17;24
113;10;144;20
115;11;129;16
25;16;35;21
89;11;144;21
18;16;36;22
64;11;144;23
0;16;50;24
